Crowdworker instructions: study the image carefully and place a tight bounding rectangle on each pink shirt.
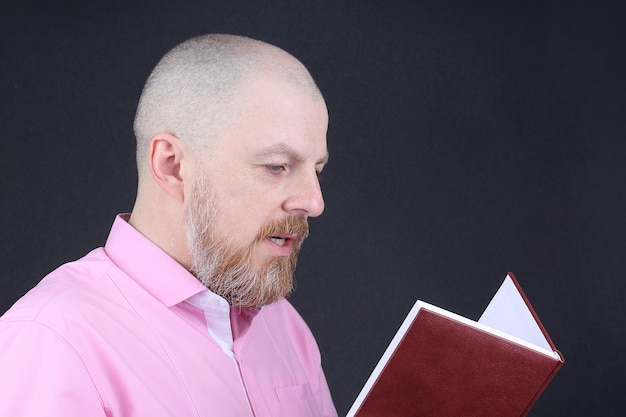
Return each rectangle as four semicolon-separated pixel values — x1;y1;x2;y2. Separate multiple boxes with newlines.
0;215;337;417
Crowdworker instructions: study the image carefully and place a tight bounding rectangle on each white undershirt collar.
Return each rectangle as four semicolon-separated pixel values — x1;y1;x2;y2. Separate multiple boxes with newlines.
185;290;235;359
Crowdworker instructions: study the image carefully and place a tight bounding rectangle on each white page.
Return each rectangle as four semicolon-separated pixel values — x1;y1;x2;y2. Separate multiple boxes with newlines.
478;274;553;351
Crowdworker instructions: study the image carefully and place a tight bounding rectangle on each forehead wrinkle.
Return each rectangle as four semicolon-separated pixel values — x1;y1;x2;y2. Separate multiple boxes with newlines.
252;142;328;165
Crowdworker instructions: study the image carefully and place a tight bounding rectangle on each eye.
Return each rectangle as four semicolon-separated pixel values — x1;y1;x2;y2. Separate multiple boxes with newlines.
266;164;287;174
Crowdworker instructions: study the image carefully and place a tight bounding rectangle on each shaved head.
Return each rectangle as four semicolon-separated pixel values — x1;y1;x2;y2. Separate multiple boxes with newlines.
128;34;328;297
133;34;322;180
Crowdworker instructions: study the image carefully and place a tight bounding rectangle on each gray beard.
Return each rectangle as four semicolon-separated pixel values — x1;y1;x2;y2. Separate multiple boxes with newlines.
184;175;303;308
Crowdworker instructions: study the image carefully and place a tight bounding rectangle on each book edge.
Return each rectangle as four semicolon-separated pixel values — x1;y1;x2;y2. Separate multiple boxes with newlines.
506;272;561;356
346;299;424;417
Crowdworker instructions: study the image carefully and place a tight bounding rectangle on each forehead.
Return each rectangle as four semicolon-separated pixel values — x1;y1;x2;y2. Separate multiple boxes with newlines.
209;73;329;162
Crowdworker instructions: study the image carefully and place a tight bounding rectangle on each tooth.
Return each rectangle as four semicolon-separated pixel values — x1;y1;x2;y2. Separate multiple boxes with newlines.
270;237;286;246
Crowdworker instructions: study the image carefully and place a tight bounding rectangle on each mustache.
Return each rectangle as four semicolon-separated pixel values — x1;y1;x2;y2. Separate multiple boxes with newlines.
255;216;309;244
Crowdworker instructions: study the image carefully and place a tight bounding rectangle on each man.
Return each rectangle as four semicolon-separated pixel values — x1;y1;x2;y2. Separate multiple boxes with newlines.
0;34;337;417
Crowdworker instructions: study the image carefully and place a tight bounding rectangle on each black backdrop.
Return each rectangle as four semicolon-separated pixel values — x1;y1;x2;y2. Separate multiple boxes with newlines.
1;1;624;416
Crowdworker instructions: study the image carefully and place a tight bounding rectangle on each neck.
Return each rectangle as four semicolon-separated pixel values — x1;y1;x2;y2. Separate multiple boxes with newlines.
129;192;191;269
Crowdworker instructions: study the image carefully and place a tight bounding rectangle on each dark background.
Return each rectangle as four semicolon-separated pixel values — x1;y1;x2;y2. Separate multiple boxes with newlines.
1;1;624;416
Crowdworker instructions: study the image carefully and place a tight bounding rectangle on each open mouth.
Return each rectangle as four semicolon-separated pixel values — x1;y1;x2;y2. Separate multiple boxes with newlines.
269;236;287;246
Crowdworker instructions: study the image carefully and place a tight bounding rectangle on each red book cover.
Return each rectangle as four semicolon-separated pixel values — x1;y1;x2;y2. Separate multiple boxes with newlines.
348;273;564;417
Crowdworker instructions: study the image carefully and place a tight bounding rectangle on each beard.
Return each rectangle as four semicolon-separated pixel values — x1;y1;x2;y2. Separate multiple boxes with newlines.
184;173;309;308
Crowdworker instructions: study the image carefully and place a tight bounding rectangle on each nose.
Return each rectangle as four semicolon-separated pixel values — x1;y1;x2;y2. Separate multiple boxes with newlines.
283;171;325;217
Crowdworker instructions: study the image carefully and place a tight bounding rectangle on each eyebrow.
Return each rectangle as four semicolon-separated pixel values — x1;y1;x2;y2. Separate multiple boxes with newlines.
253;143;329;165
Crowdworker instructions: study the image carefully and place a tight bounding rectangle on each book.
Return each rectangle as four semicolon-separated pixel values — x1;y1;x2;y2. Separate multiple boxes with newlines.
347;273;564;417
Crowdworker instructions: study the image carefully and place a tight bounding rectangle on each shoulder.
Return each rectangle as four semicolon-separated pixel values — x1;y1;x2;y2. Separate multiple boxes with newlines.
1;247;115;322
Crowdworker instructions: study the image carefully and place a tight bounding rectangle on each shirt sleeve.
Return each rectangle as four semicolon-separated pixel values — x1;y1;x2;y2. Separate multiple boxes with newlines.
0;319;108;417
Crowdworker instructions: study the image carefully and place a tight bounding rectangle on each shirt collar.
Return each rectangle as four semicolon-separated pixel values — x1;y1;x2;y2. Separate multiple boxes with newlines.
104;214;207;307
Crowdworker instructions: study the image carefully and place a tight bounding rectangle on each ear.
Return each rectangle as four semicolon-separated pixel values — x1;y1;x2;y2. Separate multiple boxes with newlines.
148;133;187;203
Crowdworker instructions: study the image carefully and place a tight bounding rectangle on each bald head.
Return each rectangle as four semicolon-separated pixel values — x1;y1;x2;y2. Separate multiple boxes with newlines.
128;34;328;278
133;34;322;179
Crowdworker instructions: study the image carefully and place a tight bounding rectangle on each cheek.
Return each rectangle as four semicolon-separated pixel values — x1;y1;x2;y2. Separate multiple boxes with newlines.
212;193;270;242
209;171;286;240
